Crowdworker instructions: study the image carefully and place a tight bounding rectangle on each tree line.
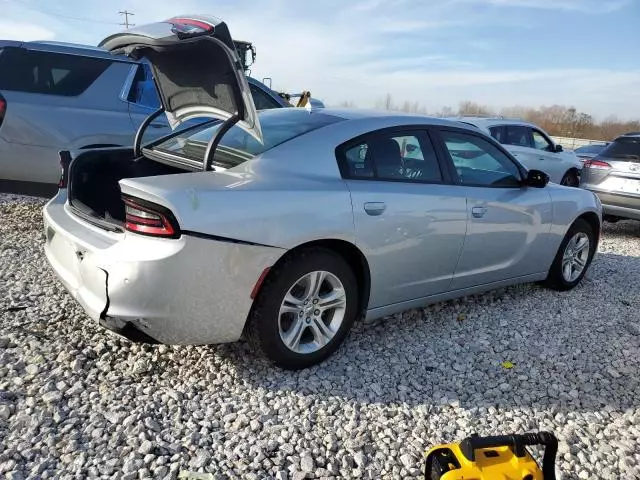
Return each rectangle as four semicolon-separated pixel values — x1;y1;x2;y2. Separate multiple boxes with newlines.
338;95;639;141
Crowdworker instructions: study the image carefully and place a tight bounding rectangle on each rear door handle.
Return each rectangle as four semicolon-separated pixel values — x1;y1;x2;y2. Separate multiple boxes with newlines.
150;123;166;129
364;202;386;216
471;206;487;218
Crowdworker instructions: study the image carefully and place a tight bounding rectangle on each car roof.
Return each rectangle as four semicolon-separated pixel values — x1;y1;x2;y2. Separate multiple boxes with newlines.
0;39;135;62
319;107;471;127
448;116;539;129
617;131;640;139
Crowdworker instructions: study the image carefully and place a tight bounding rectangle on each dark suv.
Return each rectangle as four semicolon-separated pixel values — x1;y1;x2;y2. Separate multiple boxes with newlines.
580;132;640;221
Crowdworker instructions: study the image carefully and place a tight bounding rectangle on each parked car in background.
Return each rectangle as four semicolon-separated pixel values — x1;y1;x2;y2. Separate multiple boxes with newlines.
451;117;583;186
573;143;609;163
580;132;640;222
0;39;318;197
43;15;603;369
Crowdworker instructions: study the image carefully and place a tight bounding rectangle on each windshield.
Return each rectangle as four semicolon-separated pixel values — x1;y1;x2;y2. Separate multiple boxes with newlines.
153;109;344;168
599;137;640;161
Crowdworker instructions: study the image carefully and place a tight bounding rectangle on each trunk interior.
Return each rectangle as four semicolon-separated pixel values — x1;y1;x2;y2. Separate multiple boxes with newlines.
69;148;186;228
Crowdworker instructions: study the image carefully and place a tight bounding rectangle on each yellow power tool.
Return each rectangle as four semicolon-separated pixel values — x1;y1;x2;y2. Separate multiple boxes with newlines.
424;432;559;480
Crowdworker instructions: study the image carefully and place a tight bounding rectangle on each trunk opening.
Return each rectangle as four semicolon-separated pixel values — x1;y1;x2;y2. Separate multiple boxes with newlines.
68;148;186;229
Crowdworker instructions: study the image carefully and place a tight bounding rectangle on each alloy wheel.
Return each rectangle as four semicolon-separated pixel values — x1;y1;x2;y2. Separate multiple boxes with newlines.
278;271;347;354
562;232;590;282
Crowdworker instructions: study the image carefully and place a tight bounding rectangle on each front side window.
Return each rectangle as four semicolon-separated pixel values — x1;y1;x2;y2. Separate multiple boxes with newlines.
153;109;344;168
532;129;553;151
504;126;533;148
0;48;110;96
341;131;442;183
440;130;521;187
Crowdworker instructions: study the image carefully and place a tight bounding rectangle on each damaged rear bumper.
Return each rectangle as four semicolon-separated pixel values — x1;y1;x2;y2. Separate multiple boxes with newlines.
43;194;284;345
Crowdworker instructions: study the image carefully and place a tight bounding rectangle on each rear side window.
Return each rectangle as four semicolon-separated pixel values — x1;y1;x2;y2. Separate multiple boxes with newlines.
339;131;442;183
128;64;161;108
504;126;533;148
599;137;640;161
0;48;110;96
489;126;505;143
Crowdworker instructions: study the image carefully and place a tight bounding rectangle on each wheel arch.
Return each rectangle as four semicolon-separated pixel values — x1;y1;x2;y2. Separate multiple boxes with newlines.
253;238;371;319
575;210;601;243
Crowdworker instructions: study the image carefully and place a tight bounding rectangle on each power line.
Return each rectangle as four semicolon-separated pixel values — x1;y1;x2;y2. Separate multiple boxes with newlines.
118;10;135;29
4;0;121;25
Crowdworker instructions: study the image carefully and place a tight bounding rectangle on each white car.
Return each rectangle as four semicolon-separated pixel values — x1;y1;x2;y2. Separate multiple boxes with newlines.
452;117;583;186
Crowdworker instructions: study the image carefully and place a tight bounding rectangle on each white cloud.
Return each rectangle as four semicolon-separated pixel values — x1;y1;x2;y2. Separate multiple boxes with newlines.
0;0;638;119
0;21;55;41
466;0;635;12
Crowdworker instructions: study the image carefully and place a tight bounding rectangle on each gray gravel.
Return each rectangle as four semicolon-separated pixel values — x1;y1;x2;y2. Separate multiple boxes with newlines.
1;193;639;479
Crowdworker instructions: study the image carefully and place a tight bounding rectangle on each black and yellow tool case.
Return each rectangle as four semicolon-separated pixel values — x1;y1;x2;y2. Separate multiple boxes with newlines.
424;431;559;480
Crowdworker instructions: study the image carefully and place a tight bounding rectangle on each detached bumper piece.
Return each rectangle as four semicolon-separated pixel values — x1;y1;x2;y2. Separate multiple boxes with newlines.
424;431;558;480
99;316;161;344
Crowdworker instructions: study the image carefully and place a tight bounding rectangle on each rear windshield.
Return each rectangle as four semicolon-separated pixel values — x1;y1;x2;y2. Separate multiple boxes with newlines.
153;109;344;168
575;144;607;154
599;137;640;161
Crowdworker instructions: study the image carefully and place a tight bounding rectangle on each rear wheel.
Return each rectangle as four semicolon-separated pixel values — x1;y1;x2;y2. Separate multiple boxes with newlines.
560;169;580;187
544;219;596;291
246;248;358;370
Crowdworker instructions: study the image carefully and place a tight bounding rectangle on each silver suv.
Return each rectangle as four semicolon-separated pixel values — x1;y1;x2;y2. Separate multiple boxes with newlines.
580;132;640;221
0;40;293;196
453;117;583;186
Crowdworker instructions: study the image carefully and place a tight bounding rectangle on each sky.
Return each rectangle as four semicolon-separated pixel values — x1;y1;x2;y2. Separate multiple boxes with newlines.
1;0;639;120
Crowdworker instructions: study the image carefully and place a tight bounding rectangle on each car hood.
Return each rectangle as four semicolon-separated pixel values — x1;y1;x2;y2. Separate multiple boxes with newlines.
98;15;262;142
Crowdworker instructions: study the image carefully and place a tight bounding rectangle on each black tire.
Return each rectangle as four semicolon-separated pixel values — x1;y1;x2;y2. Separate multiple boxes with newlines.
560;170;580;187
544;219;596;291
246;248;358;370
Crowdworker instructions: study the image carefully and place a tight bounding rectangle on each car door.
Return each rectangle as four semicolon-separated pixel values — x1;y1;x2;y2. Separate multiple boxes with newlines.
437;128;554;290
337;128;468;308
529;127;574;183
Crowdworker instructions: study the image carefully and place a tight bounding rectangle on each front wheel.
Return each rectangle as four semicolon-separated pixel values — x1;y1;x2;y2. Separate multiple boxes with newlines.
246;248;358;370
560;170;580;187
544;219;596;291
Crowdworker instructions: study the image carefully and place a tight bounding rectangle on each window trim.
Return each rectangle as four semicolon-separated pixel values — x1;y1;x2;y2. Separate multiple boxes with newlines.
433;126;527;189
335;125;453;185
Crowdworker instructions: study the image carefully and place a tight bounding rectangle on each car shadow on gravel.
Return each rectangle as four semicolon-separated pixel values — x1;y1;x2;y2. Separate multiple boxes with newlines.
194;251;640;414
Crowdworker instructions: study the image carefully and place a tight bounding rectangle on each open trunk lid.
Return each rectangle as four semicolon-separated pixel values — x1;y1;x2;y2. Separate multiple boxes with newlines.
98;15;262;142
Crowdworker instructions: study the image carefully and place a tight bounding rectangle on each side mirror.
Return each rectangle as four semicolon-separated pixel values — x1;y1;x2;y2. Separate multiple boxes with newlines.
555;144;563;152
525;169;549;188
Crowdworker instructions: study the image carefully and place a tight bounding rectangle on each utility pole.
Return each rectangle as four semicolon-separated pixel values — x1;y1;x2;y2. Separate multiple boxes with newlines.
118;10;135;29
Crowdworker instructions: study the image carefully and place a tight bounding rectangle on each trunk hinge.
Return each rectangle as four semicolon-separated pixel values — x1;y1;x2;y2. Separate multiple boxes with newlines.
134;106;165;157
203;113;240;172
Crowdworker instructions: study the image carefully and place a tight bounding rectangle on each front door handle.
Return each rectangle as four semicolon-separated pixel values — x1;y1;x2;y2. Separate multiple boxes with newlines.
364;202;386;216
471;206;487;218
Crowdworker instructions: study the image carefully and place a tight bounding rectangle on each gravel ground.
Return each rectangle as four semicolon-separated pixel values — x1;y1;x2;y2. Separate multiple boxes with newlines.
1;193;639;480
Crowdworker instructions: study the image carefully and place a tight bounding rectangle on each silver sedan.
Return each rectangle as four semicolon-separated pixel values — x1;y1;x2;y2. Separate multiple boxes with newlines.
44;16;602;369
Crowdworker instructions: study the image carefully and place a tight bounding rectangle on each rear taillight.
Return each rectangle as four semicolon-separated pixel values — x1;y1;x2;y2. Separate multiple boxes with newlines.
584;159;612;170
0;96;6;127
123;196;180;238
